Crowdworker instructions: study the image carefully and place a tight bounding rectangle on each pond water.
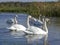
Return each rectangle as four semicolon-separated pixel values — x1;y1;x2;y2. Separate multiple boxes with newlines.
0;13;60;45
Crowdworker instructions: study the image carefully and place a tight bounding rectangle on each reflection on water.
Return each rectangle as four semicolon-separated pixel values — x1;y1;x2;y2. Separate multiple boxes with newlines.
25;34;45;43
44;35;48;45
0;13;60;45
10;31;47;45
10;31;25;38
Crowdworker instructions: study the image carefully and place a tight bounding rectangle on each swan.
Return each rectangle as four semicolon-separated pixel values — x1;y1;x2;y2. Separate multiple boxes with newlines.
30;15;43;27
32;15;43;25
6;15;18;25
7;15;26;31
24;15;48;35
38;15;43;23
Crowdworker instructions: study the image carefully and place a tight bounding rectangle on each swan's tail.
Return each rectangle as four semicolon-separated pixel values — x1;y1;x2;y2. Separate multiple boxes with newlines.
23;30;33;35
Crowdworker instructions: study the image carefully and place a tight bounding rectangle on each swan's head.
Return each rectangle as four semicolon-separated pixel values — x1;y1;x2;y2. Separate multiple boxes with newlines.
45;18;50;22
28;15;32;18
42;16;50;22
42;16;45;22
42;16;49;23
42;17;50;23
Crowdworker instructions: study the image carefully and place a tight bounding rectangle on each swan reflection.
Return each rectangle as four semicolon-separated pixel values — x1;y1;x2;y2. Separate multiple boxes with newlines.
25;35;45;44
10;31;25;38
25;34;48;45
44;35;48;45
10;31;48;45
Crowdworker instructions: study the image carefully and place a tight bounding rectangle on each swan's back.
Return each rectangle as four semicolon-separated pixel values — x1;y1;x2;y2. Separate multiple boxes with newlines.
8;24;26;31
13;24;26;31
29;26;47;34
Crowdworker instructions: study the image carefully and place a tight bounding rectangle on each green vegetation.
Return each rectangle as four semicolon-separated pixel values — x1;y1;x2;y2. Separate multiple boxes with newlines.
0;2;60;17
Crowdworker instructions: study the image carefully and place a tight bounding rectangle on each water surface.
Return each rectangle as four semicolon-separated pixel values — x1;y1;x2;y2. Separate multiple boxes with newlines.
0;13;60;45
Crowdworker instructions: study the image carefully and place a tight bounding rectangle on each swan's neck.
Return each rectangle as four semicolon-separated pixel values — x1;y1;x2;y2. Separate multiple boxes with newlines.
44;19;48;34
38;15;43;24
27;16;30;28
39;15;42;21
14;16;17;24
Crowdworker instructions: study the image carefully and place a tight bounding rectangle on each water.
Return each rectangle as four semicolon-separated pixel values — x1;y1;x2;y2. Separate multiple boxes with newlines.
0;13;60;45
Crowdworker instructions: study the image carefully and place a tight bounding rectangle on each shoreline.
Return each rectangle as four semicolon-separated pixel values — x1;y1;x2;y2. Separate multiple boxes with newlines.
0;2;60;17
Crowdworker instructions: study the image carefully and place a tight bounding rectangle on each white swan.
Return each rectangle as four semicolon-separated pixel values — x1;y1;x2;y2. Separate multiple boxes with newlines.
30;15;43;28
31;15;43;25
6;15;18;25
7;15;26;31
36;14;43;24
24;15;48;35
7;24;26;31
